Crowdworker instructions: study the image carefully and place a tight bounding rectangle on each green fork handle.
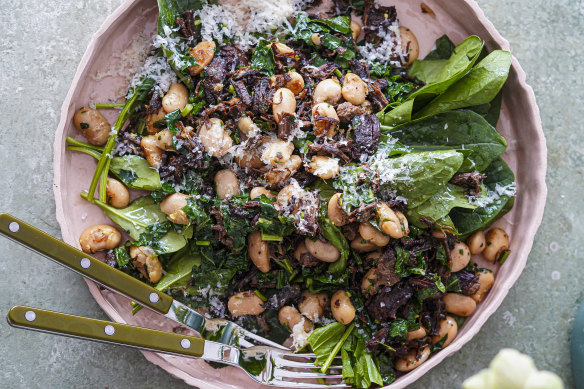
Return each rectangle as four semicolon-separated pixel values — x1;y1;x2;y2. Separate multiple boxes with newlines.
7;306;205;357
0;214;173;313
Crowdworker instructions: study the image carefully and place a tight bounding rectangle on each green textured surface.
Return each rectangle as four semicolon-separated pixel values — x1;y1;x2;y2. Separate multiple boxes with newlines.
0;0;582;388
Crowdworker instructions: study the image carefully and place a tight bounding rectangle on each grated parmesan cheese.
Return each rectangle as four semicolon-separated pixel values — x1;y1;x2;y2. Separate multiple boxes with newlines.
194;0;296;47
357;20;405;67
291;318;312;350
128;54;177;95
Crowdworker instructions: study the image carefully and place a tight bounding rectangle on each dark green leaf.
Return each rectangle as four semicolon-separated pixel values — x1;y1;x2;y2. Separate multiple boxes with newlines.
315;15;352;35
424;35;455;60
390;110;507;171
407;183;479;226
251;39;276;76
320;218;350;275
450;157;516;237
257;195;296;237
371;150;464;208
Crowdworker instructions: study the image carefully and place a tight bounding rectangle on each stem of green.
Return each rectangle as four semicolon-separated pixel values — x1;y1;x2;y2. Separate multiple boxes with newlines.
333;69;343;78
65;137;104;151
86;90;140;203
94;103;125;109
66;145;102;160
379;124;394;132
320;322;355;373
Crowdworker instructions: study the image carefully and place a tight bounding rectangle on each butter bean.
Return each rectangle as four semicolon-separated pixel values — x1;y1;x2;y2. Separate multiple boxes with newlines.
395;346;430;372
248;231;270;273
79;224;121;254
73;107;111;146
450;241;471;272
162;82;188;113
399;26;419;66
228;291;266;316
327;193;348;226
331;290;355;324
305;237;340;263
443;293;477;317
105;178;129;208
431;316;458;348
467;230;487;254
471;270;495;303
272;88;296;123
342;73;368;105
160;193;190;225
214;169;240;199
313;79;342;105
188;41;216;76
483;227;509;262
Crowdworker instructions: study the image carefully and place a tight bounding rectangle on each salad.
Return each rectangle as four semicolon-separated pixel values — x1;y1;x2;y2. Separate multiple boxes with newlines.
69;0;516;387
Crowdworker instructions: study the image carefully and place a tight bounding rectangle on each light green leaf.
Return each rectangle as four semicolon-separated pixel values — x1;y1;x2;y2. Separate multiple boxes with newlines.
92;196;192;254
155;248;200;291
110;155;162;190
408;183;479;225
415;50;512;119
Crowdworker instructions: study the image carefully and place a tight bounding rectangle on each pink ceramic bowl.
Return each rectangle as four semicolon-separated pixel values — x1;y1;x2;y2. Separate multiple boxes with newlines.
53;0;546;387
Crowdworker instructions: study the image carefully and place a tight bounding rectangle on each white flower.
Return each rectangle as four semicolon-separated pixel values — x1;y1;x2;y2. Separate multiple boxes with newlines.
462;369;495;389
524;371;564;389
489;349;536;389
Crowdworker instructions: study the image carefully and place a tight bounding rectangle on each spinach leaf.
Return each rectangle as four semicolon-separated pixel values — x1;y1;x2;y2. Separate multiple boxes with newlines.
110;155;162;190
468;90;503;128
320;217;350;275
380;35;483;126
91;196;192;254
251;39;276;76
415;50;512;118
307;322;347;366
450;157;516;237
407;183;479;225
424;34;455;60
408;35;483;86
68;144;161;190
341;333;384;388
371;150;464;208
290;13;327;46
154;246;201;291
390;110;507;172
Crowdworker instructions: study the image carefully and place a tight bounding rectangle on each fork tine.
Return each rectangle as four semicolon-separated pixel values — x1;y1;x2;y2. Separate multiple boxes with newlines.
269;380;350;388
277;352;343;360
274;369;344;380
273;357;342;370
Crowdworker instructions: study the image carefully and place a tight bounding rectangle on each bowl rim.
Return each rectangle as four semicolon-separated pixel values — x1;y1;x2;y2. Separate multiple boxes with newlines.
52;0;547;387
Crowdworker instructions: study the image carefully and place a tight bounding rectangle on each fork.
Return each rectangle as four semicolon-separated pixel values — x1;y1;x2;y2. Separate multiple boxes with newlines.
7;305;348;388
0;213;286;350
